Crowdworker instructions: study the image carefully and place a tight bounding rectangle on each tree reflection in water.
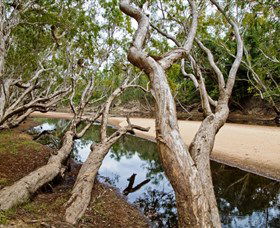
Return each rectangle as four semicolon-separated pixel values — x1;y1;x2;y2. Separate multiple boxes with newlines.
134;188;177;227
31;119;280;227
212;163;280;227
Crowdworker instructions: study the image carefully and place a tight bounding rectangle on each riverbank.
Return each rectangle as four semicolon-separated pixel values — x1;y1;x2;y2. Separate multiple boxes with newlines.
0;121;149;227
31;111;280;181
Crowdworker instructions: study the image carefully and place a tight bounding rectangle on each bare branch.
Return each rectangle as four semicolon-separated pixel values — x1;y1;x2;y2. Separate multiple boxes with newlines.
188;55;212;116
158;0;198;69
181;59;198;88
100;76;130;142
150;23;181;47
210;0;243;96
258;48;279;63
195;38;225;92
119;0;149;50
181;58;217;108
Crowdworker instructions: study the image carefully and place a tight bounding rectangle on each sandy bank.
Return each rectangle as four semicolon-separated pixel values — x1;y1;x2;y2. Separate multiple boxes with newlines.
31;111;280;181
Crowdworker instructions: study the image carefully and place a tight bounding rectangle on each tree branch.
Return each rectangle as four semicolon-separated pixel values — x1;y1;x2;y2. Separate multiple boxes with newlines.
210;0;243;97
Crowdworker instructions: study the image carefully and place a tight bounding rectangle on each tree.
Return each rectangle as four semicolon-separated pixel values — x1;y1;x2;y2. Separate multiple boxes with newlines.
120;0;243;227
218;0;279;121
0;51;69;129
0;49;105;210
0;0;74;129
64;70;150;224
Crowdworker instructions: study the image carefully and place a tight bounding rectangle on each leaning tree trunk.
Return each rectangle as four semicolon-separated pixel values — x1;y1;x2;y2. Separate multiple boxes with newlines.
0;131;74;210
65;142;112;224
64;74;150;224
188;110;229;225
150;66;218;227
119;0;220;226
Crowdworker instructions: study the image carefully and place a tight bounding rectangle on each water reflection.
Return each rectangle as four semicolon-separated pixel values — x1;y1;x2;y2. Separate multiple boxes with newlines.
30;119;280;227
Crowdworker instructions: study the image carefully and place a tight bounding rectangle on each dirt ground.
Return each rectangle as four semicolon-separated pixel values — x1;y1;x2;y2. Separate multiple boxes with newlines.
0;121;149;227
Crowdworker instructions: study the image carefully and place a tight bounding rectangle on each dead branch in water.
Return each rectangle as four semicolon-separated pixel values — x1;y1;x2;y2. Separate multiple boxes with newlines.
123;173;150;196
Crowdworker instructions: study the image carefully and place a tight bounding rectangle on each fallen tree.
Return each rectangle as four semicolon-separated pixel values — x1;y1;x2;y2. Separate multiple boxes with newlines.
64;73;150;224
120;0;243;227
0;58;103;210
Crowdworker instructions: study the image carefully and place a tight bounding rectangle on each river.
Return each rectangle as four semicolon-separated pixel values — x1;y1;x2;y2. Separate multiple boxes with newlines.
30;118;280;227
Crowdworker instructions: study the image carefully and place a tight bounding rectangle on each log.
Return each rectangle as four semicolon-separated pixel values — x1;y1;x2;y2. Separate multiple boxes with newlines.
0;131;74;210
123;173;150;196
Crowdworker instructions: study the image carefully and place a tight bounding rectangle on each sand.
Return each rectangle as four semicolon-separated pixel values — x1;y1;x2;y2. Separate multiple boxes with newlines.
31;111;280;181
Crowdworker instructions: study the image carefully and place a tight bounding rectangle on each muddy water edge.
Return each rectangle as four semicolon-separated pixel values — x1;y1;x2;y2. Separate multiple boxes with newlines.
29;118;280;227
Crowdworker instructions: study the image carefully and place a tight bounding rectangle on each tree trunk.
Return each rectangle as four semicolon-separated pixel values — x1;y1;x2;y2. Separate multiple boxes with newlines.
150;66;219;227
65;142;112;224
119;0;221;224
64;76;149;224
0;22;5;79
0;131;74;210
0;80;12;125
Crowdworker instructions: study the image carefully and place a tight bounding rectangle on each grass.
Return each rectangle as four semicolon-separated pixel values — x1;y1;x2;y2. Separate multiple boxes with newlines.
50;196;68;210
92;199;107;217
0;208;16;225
22;201;48;214
0;212;8;225
0;178;9;186
0;130;42;155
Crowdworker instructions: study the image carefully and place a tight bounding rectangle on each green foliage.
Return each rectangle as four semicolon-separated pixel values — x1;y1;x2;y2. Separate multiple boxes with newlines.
3;0;279;111
0;211;8;225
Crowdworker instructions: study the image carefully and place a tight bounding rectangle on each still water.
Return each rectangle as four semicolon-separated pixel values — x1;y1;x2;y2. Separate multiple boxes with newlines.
31;119;280;227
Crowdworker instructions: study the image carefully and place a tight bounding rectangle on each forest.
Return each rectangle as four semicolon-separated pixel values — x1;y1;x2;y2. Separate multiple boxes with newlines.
0;0;279;227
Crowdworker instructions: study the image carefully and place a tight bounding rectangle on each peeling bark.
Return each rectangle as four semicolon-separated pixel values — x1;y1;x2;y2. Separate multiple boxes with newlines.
0;66;69;130
119;1;218;227
65;140;117;224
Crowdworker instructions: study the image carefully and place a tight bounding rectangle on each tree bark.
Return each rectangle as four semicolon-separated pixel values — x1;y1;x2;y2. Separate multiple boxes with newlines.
0;131;75;210
64;142;112;224
188;111;228;226
64;119;149;224
119;1;220;227
0;1;5;79
151;63;215;227
65;76;150;224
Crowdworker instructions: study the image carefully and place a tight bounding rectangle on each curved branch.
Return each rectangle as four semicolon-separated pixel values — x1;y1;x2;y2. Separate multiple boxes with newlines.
188;55;212;116
119;0;149;50
158;0;198;69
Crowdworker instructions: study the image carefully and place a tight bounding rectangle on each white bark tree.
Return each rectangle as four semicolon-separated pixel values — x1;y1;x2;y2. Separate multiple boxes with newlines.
64;71;150;224
120;0;243;227
0;60;69;129
0;54;105;211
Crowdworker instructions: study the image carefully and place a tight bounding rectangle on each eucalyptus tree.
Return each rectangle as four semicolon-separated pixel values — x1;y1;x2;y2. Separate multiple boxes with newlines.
217;0;280;120
120;0;243;227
